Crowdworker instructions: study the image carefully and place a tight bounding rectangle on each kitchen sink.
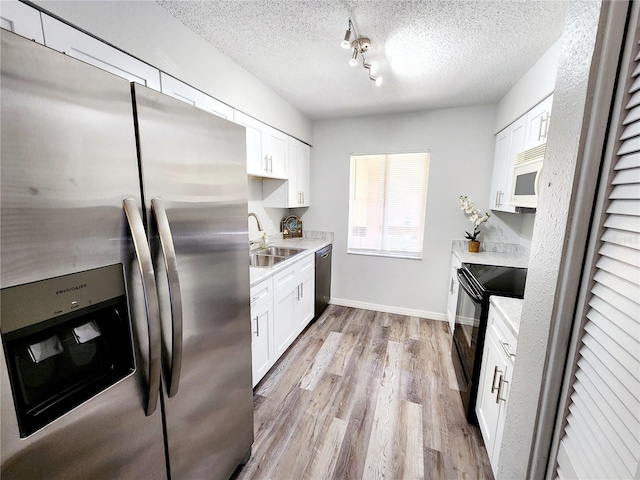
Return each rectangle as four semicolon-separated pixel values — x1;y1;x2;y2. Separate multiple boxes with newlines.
256;247;305;258
250;253;286;267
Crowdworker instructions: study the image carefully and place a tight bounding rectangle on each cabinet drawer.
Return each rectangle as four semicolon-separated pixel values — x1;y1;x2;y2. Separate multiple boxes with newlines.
296;255;314;277
488;305;518;359
273;263;297;293
250;277;273;307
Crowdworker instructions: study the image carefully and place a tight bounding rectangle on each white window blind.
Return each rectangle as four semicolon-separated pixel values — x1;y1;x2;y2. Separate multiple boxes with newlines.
347;152;430;259
555;24;640;480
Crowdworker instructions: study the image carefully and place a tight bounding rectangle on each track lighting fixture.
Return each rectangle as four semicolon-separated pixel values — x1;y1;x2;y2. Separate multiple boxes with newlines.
341;18;382;86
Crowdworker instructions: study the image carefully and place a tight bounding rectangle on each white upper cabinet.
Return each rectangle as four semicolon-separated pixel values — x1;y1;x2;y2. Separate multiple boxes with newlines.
41;14;161;90
233;110;288;179
297;142;311;207
262;137;311;208
522;94;553;151
263;126;287;179
160;73;233;120
0;0;44;44
489;116;525;212
489;94;553;212
233;110;265;176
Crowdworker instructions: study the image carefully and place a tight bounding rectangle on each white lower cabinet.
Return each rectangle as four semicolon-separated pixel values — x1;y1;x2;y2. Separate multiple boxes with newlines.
250;278;275;387
251;253;316;385
295;257;315;334
476;302;517;477
446;255;462;333
272;254;315;358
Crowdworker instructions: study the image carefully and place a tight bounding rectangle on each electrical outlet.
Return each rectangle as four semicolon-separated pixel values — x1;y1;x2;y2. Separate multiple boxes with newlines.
269;220;274;230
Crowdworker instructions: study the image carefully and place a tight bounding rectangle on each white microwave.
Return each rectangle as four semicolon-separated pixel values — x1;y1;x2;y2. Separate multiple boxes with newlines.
510;144;546;208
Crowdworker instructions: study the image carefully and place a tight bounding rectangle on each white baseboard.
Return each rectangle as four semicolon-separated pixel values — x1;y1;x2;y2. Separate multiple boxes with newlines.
329;297;448;322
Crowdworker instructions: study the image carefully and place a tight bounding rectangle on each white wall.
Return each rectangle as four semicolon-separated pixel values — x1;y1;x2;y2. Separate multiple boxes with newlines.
495;39;562;133
32;0;313;144
498;1;603;477
304;105;530;318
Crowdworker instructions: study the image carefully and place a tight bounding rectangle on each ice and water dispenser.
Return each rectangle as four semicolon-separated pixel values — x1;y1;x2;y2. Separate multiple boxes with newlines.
1;264;135;437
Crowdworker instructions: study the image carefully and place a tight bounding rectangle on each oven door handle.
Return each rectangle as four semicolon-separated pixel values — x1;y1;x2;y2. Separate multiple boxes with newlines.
457;269;483;302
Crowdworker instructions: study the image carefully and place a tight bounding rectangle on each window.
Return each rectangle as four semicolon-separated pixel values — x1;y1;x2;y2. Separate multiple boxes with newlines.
347;152;430;259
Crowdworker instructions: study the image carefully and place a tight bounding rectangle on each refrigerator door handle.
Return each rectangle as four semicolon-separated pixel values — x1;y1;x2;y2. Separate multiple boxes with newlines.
151;198;183;398
123;198;162;416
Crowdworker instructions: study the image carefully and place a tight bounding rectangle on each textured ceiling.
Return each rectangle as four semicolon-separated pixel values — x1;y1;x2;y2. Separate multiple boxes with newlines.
156;0;568;120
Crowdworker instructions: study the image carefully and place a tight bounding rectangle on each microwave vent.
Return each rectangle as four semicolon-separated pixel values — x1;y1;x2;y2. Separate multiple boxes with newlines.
515;143;546;165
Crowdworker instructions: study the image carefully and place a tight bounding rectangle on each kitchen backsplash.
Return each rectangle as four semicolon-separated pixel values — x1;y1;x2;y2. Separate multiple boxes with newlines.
452;239;530;257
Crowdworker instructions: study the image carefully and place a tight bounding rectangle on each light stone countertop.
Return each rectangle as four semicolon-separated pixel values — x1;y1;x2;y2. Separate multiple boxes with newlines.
249;232;333;287
451;240;530;269
490;296;524;338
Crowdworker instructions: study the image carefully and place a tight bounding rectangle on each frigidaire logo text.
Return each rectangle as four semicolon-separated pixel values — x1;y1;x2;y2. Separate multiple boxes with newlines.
56;284;87;295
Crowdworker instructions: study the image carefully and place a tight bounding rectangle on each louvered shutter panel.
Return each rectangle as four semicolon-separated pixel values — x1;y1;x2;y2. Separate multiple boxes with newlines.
555;26;640;480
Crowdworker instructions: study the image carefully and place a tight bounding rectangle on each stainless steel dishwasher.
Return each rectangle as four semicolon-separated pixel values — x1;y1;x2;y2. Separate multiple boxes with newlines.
314;244;332;320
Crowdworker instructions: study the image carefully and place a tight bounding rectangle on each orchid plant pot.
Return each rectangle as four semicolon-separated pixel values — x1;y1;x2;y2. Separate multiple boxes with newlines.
468;240;480;253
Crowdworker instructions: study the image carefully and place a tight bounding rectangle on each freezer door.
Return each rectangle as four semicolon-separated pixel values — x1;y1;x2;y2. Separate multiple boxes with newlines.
0;31;166;479
133;84;254;479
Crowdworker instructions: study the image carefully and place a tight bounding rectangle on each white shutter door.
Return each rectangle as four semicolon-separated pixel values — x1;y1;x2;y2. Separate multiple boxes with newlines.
555;17;640;480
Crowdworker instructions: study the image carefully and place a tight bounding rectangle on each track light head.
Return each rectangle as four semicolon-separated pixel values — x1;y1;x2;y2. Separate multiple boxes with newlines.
341;29;351;49
349;49;358;66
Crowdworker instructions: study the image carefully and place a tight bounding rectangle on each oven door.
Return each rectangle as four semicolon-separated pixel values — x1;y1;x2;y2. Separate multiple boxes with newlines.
451;268;483;413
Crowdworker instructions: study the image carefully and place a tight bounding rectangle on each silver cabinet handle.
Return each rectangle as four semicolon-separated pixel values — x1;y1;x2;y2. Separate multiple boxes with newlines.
495;374;504;403
497;376;508;403
300;282;303;298
491;365;501;393
254;315;259;336
499;339;516;358
151;198;183;398
263;154;269;172
538;113;550;141
495;191;500;208
296;284;300;300
123;198;161;416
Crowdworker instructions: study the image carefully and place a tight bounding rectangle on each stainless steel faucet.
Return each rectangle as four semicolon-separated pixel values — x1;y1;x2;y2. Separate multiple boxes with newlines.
248;212;263;231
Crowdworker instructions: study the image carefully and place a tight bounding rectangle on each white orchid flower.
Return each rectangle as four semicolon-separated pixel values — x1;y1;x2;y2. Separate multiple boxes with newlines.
470;213;479;223
465;203;475;214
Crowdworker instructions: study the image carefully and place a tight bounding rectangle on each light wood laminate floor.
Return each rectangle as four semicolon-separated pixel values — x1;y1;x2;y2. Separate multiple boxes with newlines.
234;305;493;480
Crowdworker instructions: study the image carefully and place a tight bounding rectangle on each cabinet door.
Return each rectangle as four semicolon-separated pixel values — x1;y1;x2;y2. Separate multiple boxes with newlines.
41;15;160;90
523;94;553;151
298;143;311;206
446;256;462;333
234;110;266;176
0;0;44;43
286;138;301;207
251;299;273;387
160;73;233;120
489;128;511;211
475;333;505;472
296;270;315;334
489;117;525;213
273;287;297;358
264;126;287;178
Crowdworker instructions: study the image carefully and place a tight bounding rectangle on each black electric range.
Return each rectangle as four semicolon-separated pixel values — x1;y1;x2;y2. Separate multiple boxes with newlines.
451;263;527;423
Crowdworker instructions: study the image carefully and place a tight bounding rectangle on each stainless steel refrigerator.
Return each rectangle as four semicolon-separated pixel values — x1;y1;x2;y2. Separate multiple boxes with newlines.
0;30;254;479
